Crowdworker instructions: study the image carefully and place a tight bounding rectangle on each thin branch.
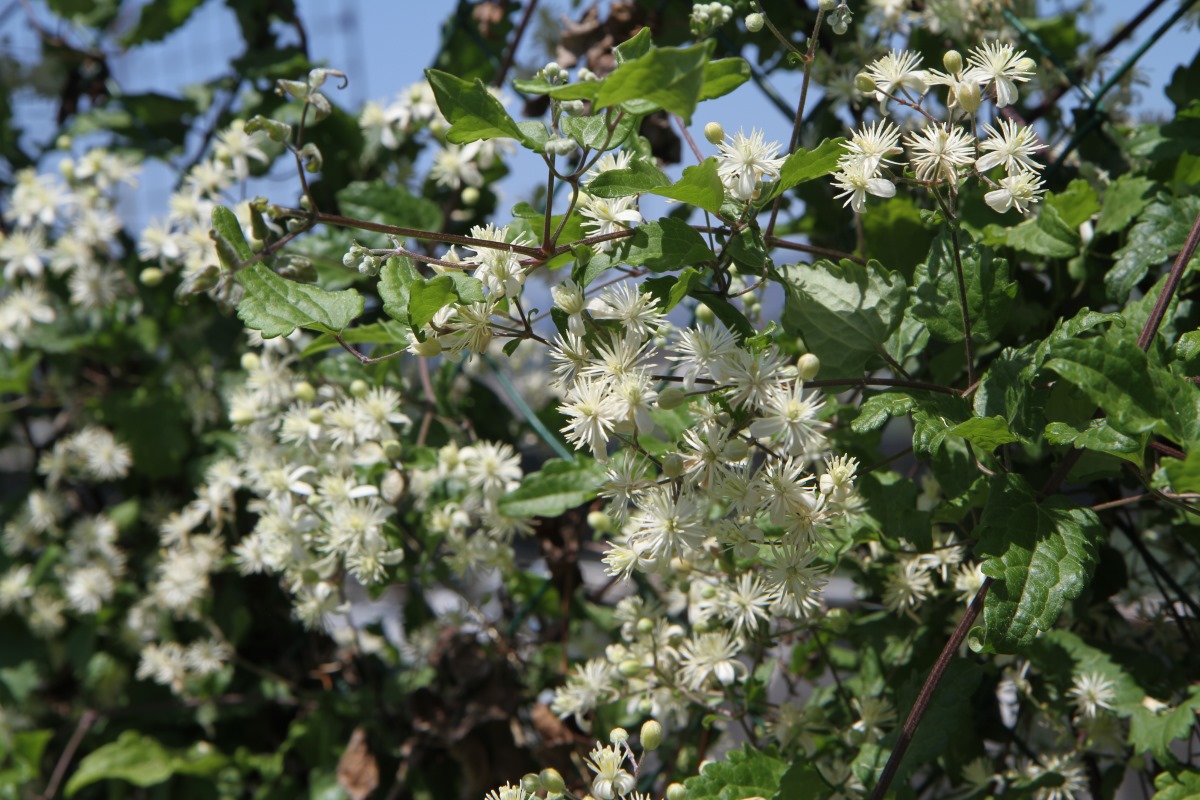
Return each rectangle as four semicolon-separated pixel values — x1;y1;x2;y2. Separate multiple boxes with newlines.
1137;205;1200;351
766;235;866;265
38;710;98;800
867;578;991;800
494;0;539;88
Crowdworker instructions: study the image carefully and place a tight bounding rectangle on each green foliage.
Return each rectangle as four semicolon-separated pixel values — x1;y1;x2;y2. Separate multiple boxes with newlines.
973;475;1103;652
65;731;228;796
781;259;907;377
236;262;364;338
496;457;607;518
913;228;1015;343
682;744;790;800
425;69;536;148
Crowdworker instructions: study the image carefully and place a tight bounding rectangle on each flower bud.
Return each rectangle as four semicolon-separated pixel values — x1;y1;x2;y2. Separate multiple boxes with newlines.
818;0;837;10
544;137;576;156
307;407;324;424
666;783;688;800
56;134;72;149
942;50;963;75
661;452;683;479
618;659;644;678
383;439;403;460
725;438;749;461
294;381;316;403
587;510;613;533
561;99;587;116
797;352;820;380
636;617;655;635
637;698;654;716
855;72;876;94
461;186;480;205
240;352;260;371
349;379;369;398
381;469;406;503
1014;57;1036;73
230;408;256;426
540;769;566;794
826;607;850;634
610;727;629;745
640;720;664;751
521;773;542;794
695;303;715;325
657;387;687;410
411;336;442;357
139;267;164;287
704;121;725;145
957;80;982;113
745;12;764;32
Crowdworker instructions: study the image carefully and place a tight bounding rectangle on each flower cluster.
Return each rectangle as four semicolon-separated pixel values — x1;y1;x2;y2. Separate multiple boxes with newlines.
834;42;1046;215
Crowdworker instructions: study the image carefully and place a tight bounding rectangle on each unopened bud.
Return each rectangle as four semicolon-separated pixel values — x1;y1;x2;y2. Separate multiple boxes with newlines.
666;783;687;800
855;72;876;94
957;80;982;113
819;0;837;10
240;352;260;371
587;510;613;533
561;99;587;116
349;379;369;398
725;438;749;461
942;50;963;75
637;698;654;716
139;267;164;286
661;452;683;479
540;769;565;794
230;408;256;426
636;617;655;635
797;352;820;380
1014;56;1036;73
307;407;324;424
521;773;542;794
383;439;403;460
695;303;716;324
618;659;644;678
640;720;664;751
657;387;686;410
411;336;442;357
704;122;725;145
610;727;629;745
381;469;406;503
460;186;480;205
745;13;764;32
294;381;316;403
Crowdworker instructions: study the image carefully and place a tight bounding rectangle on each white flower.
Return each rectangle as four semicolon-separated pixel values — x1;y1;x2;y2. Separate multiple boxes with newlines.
587;282;664;339
551;658;617;723
1067;671;1117;719
561;376;623;461
214;119;269;181
579;194;642;248
716;128;786;201
678;630;747;690
844;120;903;174
63;563;116;614
832;156;897;213
851;696;897;739
0;227;49;281
765;543;826;618
905;123;975;184
459;440;522;500
721;572;773;638
883;559;934;614
976;118;1045;173
551;278;588;337
967;41;1034;108
751;381;827;455
627;486;706;561
985;169;1045;214
671;324;738;391
429;143;484;189
586;743;636;799
863;49;928;109
484;782;532;800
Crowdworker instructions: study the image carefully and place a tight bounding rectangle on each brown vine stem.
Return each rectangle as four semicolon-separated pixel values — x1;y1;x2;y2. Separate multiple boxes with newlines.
38;709;97;800
867;578;991;800
1137;205;1200;351
766;235;866;265
493;0;538;88
765;6;825;240
308;211;546;258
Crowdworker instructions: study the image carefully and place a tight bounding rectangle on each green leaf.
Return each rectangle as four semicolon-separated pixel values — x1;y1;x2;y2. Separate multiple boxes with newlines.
1106;197;1200;301
912;229;1015;344
1163;450;1200;493
585;158;671;198
760;138;846;204
948;416;1018;451
774;760;831;800
649;157;725;215
695;294;755;342
408;276;459;332
852;393;918;433
781;259;907;378
1044;419;1144;466
120;0;204;45
300;321;406;358
510;77;600;102
1131;688;1200;764
1153;768;1200;800
1097;175;1156;235
425;69;532;147
594;41;713;122
378;256;418;328
700;58;751;101
560;112;636;151
236;262;364;338
863;196;936;279
972;475;1103;653
65;731;227;797
618;217;715;272
613;27;653;63
497;458;607;518
1004;203;1080;258
337;180;442;231
211;205;253;271
684;744;789;800
1044;179;1100;229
